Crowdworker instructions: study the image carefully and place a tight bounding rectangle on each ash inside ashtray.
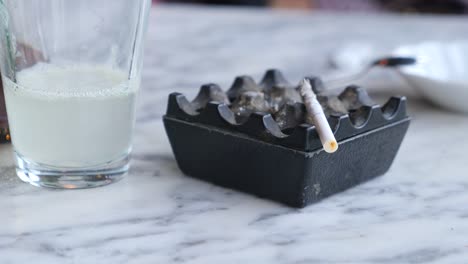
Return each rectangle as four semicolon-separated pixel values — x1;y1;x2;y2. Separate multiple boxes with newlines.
223;70;376;131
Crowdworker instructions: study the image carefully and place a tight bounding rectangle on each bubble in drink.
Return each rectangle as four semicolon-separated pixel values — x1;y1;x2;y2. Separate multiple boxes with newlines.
3;63;138;167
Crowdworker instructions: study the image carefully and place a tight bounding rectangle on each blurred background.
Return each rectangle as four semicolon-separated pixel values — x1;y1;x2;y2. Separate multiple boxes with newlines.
154;0;468;14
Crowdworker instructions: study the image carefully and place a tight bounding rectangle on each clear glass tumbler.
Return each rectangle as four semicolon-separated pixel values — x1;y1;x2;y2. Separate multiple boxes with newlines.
0;0;151;189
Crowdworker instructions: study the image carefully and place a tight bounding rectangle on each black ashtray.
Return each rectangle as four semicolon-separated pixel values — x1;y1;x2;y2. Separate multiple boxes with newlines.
164;69;410;208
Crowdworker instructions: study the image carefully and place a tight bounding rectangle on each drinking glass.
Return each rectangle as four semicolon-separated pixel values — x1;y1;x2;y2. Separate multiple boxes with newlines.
0;0;151;188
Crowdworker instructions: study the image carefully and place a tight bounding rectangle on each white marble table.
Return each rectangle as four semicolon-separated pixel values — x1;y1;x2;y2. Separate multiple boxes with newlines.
2;5;468;264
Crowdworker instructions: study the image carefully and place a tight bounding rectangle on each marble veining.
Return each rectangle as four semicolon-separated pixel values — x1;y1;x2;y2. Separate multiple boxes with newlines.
1;4;468;264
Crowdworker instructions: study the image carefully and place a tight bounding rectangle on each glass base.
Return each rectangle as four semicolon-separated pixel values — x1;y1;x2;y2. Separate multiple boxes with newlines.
15;154;129;189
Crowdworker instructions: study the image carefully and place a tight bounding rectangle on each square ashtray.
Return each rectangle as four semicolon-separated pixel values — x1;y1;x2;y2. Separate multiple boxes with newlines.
164;69;410;207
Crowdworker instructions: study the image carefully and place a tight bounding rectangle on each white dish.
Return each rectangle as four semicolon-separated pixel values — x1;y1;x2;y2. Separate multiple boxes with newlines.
331;41;468;114
395;41;468;113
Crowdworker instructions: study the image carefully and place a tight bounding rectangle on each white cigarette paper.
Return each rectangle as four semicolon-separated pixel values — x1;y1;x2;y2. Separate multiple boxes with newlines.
299;79;338;153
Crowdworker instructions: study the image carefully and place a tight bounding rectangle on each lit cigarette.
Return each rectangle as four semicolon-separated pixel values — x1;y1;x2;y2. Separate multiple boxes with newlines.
299;79;338;153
